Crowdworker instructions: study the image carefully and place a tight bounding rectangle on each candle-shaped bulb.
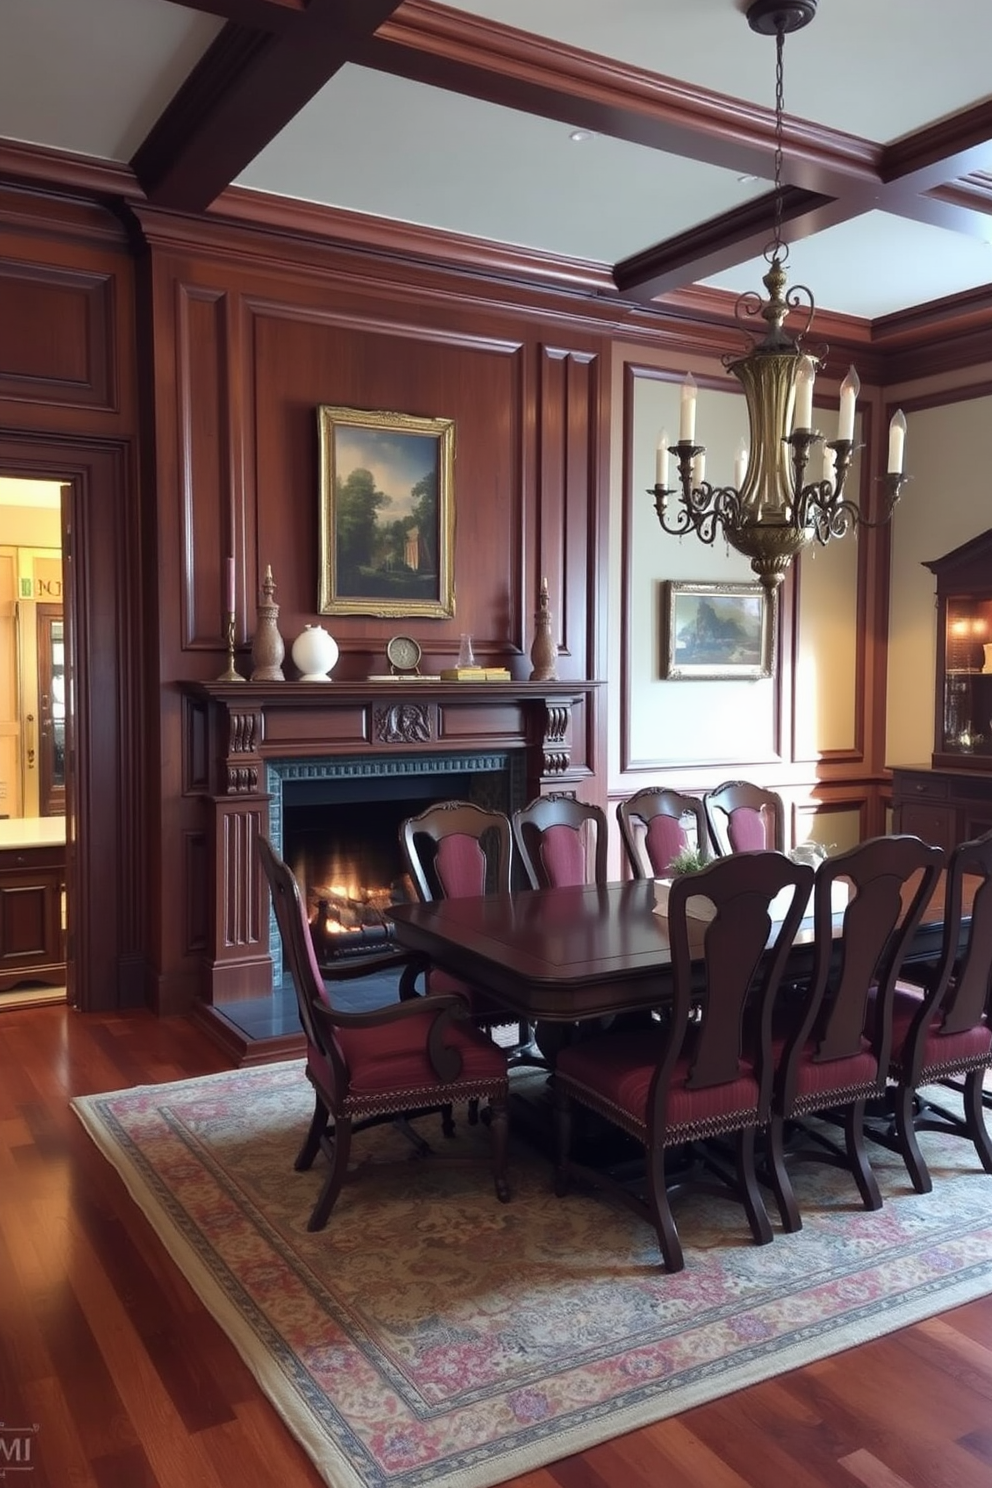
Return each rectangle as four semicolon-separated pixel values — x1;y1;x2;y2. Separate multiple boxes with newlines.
887;409;906;475
655;430;670;487
734;438;748;489
679;373;697;443
837;365;860;443
793;355;815;431
691;452;705;489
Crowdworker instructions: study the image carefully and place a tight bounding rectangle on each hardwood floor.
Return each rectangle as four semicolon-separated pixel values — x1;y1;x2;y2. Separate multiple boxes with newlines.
2;1003;991;1488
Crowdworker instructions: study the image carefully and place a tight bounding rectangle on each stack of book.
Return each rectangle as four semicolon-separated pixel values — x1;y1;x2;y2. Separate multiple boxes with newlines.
439;666;512;682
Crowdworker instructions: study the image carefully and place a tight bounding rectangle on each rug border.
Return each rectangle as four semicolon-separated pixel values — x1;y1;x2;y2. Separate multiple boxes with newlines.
71;1065;992;1488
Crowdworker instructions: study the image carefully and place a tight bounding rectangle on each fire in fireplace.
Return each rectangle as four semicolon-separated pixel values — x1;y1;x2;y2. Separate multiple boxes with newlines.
267;750;525;978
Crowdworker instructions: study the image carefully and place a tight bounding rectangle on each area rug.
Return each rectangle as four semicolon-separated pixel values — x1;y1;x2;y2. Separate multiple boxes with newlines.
72;1063;992;1488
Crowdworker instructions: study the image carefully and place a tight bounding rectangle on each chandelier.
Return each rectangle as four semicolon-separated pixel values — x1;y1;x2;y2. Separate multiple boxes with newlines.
650;0;908;595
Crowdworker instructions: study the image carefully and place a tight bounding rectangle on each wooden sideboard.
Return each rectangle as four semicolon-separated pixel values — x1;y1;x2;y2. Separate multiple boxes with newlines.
890;764;992;852
0;817;66;993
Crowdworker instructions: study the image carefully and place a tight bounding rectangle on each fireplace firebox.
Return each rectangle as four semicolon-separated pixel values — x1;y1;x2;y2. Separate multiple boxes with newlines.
267;751;525;983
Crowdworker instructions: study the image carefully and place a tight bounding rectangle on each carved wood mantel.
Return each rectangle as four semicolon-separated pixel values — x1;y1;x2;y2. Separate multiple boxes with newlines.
182;678;600;1007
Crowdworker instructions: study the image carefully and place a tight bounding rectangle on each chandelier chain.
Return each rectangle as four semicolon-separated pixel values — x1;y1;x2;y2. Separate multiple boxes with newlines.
772;25;785;254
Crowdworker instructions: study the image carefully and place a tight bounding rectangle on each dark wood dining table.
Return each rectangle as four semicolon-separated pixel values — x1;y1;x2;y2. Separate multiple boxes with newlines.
389;874;955;1026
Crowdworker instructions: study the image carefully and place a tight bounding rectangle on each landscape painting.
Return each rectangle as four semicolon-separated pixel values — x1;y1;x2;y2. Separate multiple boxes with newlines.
317;405;455;618
663;580;773;679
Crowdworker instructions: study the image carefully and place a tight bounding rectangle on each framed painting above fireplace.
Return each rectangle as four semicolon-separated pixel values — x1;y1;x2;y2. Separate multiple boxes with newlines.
317;405;455;618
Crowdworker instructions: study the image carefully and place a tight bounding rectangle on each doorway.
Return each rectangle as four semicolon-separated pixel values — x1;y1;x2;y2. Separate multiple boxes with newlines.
0;477;69;1006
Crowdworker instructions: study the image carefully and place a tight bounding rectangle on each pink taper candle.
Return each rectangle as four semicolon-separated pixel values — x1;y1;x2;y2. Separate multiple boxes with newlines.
225;557;235;614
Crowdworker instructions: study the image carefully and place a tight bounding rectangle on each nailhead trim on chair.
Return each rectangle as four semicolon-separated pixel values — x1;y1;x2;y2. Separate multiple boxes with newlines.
341;1076;508;1121
555;1073;761;1147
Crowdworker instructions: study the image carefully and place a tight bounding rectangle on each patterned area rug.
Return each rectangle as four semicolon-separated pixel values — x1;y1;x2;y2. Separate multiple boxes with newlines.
72;1063;992;1488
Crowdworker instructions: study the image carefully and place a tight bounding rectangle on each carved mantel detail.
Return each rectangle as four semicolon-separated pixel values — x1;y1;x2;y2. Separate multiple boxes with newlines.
374;700;433;745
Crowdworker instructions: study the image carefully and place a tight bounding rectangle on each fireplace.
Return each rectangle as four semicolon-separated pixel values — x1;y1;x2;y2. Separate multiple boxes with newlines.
183;675;597;1023
266;749;526;983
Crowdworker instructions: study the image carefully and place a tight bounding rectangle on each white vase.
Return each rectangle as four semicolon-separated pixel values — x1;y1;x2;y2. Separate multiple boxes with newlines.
291;624;339;681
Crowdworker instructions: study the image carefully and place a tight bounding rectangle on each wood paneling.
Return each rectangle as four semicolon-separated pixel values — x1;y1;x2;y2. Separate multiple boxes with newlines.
0;260;114;409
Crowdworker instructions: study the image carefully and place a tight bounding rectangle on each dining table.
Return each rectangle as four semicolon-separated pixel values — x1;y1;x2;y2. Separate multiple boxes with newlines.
388;873;958;1028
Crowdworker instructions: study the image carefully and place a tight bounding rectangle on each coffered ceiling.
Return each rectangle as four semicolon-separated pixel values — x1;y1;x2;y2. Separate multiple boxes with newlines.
3;0;992;325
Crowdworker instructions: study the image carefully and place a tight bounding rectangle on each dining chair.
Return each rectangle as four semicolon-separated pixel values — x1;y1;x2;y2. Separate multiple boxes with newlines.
870;827;992;1193
553;850;815;1271
511;794;609;888
703;780;786;856
258;835;510;1228
616;786;709;878
766;834;945;1232
399;800;539;1065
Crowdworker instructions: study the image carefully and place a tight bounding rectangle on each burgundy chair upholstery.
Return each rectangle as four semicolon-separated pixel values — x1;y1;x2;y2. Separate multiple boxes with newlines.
766;834;944;1231
876;828;992;1192
512;795;609;889
399;801;515;1019
616;787;709;878
704;780;786;857
399;801;545;1078
553;851;815;1271
258;835;509;1229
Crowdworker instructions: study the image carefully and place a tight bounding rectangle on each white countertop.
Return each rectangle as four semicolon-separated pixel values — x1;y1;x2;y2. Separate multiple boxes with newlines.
0;816;66;850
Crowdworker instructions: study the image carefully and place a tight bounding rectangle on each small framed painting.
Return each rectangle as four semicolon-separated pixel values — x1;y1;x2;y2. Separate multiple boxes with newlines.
663;580;774;679
317;405;455;618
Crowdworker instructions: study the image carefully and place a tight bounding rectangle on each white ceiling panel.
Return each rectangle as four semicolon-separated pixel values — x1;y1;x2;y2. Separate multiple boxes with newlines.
237;65;771;264
0;0;222;160
703;211;992;320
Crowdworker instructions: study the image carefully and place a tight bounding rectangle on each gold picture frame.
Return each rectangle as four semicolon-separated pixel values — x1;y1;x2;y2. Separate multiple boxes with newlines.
663;580;774;679
317;405;455;618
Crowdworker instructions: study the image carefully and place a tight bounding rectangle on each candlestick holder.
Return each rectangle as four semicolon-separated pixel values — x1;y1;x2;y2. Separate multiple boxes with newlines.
216;611;245;682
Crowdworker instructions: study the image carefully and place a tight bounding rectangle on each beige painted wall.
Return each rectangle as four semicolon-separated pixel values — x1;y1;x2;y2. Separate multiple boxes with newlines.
885;391;992;769
610;343;862;797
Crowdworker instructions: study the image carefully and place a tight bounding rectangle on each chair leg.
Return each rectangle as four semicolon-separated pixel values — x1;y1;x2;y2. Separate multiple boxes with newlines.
766;1115;802;1232
441;1102;456;1138
736;1127;773;1246
892;1083;932;1194
963;1070;992;1175
553;1081;572;1197
844;1098;882;1211
645;1141;684;1272
295;1090;328;1172
308;1117;353;1231
488;1094;510;1203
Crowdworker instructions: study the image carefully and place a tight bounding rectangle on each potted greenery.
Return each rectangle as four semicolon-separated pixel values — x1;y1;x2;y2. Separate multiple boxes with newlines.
652;845;715;919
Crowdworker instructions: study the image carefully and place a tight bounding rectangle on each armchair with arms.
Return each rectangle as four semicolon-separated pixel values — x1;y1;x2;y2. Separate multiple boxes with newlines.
258;835;509;1230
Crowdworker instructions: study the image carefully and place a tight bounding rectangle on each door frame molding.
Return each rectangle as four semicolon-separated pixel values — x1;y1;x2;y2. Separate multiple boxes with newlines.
0;431;144;1011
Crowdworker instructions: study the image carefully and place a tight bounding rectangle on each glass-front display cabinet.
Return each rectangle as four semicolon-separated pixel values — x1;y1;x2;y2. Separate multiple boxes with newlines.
925;529;992;769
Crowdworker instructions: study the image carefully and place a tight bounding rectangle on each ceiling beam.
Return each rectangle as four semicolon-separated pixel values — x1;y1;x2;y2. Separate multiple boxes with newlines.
132;0;406;212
